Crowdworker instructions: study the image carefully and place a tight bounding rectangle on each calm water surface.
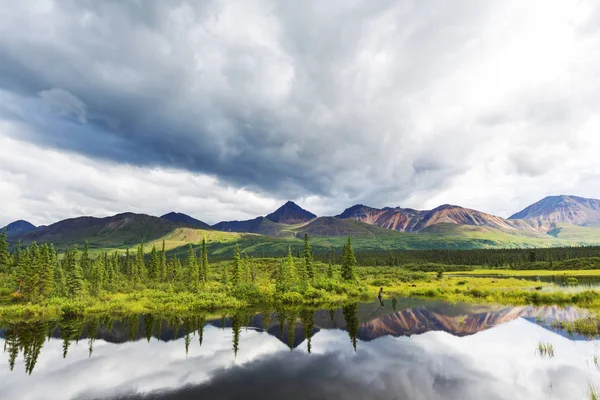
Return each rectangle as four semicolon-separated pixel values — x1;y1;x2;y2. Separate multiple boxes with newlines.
1;298;599;400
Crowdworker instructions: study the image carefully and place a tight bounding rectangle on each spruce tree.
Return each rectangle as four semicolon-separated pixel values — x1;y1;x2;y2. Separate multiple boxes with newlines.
66;246;84;297
23;243;40;299
38;244;53;299
200;238;209;283
91;257;105;296
186;244;198;287
231;245;242;286
327;259;334;279
0;227;8;272
133;243;145;286
53;251;66;296
81;241;91;279
160;240;167;282
148;245;159;280
303;233;314;280
340;236;356;281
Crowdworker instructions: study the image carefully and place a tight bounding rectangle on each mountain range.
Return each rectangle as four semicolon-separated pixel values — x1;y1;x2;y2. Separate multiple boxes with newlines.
5;195;600;255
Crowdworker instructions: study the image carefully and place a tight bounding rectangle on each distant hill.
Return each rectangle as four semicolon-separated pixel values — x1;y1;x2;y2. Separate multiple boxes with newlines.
10;212;185;250
509;195;600;226
160;212;211;230
336;203;517;233
2;220;37;236
212;217;291;237
265;201;316;224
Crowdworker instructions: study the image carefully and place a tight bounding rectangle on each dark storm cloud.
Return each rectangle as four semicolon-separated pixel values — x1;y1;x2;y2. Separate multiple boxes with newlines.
0;0;599;223
0;0;496;201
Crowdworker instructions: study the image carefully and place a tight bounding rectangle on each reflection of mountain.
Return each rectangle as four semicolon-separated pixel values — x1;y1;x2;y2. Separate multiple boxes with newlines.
355;305;586;341
212;301;588;348
0;302;588;348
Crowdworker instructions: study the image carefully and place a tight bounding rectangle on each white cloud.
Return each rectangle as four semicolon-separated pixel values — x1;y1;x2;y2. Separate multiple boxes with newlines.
0;0;599;222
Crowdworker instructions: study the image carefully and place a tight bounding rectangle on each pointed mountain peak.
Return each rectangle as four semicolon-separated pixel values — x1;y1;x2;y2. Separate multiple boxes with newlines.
509;194;600;225
265;201;316;224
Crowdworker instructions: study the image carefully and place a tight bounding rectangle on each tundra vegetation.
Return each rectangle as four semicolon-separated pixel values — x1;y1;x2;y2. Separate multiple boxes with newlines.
2;226;600;339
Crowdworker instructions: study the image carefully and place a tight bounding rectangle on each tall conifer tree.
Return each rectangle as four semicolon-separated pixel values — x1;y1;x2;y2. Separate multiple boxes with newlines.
186;244;198;287
231;245;242;286
200;238;209;283
341;236;356;281
0;227;8;272
160;240;167;282
303;233;313;280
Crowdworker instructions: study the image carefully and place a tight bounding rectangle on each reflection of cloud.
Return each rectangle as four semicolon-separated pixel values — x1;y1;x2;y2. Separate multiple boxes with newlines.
1;319;600;400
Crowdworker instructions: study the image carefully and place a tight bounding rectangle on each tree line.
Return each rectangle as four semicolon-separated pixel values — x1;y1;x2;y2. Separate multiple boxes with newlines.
0;228;358;303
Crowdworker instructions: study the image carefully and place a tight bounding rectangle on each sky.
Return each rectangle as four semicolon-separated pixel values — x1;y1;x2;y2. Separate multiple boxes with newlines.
1;0;600;226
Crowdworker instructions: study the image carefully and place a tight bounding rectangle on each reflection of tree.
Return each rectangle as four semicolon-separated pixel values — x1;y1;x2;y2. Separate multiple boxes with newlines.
343;303;359;352
4;321;49;375
87;317;99;358
287;311;297;351
261;309;272;333
182;317;198;357
144;314;156;343
61;318;85;359
276;309;287;340
230;313;243;357
128;315;139;342
300;309;315;354
4;324;19;371
197;316;205;347
329;309;335;323
392;297;397;312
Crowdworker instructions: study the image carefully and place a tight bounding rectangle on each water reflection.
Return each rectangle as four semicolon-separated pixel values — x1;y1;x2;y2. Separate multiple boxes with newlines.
1;299;599;399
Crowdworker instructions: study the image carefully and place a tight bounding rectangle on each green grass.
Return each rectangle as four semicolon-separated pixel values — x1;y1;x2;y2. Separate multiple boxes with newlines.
450;269;600;276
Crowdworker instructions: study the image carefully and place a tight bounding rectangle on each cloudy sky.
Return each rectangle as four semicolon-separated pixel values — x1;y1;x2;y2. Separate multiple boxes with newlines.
1;0;600;226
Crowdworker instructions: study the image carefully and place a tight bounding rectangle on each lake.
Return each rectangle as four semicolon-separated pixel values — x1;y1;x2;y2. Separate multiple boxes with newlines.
1;298;599;400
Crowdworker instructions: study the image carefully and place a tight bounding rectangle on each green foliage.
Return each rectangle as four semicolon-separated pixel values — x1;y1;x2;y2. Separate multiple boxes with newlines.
341;236;356;281
231;245;242;286
200;238;208;283
0;227;9;272
304;233;314;280
65;246;84;298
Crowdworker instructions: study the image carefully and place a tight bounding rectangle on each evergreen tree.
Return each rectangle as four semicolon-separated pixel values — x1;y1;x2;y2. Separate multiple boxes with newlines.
231;245;242;286
186;244;199;287
23;243;40;299
276;247;295;292
133;243;145;286
125;248;132;276
66;246;84;297
0;227;8;272
90;257;105;296
160;240;167;282
81;241;91;279
37;244;53;299
200;238;209;283
53;251;66;297
340;236;357;281
327;259;334;279
303;233;314;280
148;245;159;280
12;241;21;277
